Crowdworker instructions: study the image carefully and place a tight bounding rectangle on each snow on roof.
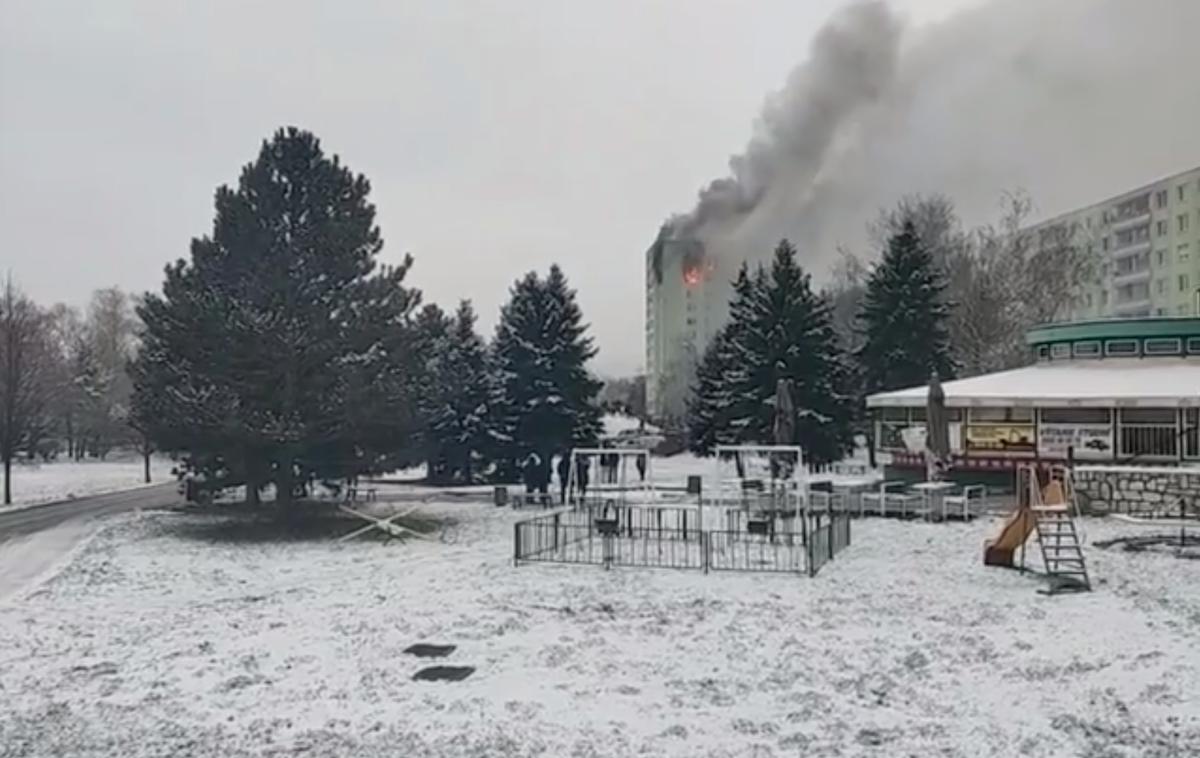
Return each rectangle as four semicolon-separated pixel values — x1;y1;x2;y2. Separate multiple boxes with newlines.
866;358;1200;408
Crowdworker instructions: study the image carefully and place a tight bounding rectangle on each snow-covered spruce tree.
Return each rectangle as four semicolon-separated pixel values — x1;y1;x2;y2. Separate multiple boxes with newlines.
410;304;452;481
687;243;856;465
490;266;602;477
687;265;759;455
743;240;856;465
423;301;492;484
856;220;956;395
133;127;422;508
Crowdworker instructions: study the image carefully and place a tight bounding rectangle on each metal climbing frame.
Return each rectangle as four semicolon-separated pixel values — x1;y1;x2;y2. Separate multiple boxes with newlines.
711;445;807;515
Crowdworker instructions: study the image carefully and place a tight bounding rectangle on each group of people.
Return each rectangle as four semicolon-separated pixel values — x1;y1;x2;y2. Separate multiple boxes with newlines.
521;446;647;505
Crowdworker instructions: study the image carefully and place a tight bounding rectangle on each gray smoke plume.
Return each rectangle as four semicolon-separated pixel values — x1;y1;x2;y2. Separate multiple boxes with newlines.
668;0;1200;279
671;0;901;255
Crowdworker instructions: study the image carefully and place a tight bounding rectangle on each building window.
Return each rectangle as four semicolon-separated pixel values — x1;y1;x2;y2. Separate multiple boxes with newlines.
1181;274;1191;292
1041;407;1110;424
1155;189;1168;208
1105;339;1138;356
970;407;1034;423
1037;344;1050;361
1072;341;1101;358
1116;281;1150;303
1181;243;1192;262
1156;249;1166;266
1157;279;1166;294
1144;338;1182;356
1156;220;1167;236
1179;213;1190;233
1085;292;1093;307
1187;337;1200;355
1050;343;1071;359
1102;237;1110;251
1179;185;1187;202
1119;408;1179;459
1100;290;1109;306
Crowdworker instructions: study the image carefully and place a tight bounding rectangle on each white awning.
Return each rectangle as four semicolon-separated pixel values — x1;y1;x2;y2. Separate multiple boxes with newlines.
866;358;1200;409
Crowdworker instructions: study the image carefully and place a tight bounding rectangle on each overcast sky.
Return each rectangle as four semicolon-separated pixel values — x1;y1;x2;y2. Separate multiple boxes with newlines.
0;0;1020;375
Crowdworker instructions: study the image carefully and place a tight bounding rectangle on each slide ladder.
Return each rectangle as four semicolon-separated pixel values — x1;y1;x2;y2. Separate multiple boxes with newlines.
1031;469;1091;594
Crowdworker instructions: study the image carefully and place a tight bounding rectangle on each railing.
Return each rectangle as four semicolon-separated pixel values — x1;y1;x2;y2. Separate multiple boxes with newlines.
514;505;852;576
806;510;852;577
707;530;807;573
513;518;601;566
1118;425;1180;459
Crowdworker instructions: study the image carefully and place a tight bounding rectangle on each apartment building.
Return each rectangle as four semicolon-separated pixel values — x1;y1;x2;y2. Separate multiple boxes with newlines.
1031;166;1200;320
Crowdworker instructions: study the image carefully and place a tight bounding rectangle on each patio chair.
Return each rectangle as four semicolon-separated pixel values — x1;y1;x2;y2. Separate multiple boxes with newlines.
943;484;985;520
861;481;920;517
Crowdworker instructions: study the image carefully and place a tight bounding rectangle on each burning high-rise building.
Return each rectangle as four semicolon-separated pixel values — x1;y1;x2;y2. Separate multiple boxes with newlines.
644;230;728;420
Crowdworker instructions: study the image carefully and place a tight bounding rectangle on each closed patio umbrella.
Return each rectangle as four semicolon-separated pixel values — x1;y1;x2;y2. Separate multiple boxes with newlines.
926;370;951;481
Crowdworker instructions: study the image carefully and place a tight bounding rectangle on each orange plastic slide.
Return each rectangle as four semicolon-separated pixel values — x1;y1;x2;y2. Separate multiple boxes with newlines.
983;509;1036;567
983;480;1065;568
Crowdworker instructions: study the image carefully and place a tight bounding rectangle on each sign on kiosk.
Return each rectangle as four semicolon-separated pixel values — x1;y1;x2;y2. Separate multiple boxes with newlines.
965;424;1036;453
1038;423;1113;460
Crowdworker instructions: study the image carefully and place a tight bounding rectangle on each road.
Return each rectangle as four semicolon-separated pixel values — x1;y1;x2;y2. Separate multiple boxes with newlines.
0;483;184;542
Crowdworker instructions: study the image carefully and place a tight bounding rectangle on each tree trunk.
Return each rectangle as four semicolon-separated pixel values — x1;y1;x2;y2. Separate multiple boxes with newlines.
143;449;151;484
3;454;10;505
276;456;294;511
247;475;261;507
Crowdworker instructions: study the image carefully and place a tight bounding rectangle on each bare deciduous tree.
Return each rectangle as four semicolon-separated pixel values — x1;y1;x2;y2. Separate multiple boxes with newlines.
955;192;1097;374
0;277;54;504
854;192;1098;378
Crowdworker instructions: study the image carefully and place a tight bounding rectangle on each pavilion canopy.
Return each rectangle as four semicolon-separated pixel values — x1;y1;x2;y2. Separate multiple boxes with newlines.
866;358;1200;409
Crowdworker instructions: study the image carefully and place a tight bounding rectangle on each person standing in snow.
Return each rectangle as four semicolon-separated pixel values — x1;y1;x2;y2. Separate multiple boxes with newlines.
575;454;590;502
557;450;572;504
601;445;619;484
522;451;543;500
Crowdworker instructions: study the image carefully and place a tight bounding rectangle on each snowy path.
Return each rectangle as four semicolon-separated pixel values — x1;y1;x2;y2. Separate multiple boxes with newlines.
0;520;100;603
0;458;176;514
0;504;1197;757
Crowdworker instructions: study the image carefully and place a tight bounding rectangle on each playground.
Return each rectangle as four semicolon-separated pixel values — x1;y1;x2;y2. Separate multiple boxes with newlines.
2;498;1198;757
514;446;853;577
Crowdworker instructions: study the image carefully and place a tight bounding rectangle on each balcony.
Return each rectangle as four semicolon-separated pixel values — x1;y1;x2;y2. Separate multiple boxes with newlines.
1111;267;1151;286
1111;238;1151;256
1108;211;1151;233
1111;298;1152;316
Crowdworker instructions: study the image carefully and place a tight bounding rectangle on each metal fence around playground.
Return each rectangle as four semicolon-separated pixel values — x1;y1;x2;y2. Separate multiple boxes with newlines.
513;504;851;577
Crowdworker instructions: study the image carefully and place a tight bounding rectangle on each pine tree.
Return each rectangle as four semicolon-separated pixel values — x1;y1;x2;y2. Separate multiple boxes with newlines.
133;127;422;508
411;304;452;481
687;265;758;454
746;240;856;465
491;266;602;476
424;301;492;483
686;243;856;465
857;220;955;395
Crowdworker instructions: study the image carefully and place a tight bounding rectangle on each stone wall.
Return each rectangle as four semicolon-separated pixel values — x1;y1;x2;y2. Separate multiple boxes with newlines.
1074;466;1200;514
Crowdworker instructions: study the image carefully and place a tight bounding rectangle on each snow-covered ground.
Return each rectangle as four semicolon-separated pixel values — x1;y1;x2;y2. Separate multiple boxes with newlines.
0;457;176;514
2;501;1197;757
